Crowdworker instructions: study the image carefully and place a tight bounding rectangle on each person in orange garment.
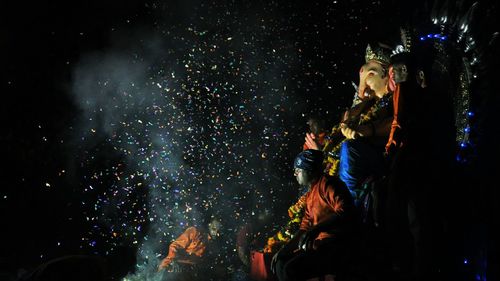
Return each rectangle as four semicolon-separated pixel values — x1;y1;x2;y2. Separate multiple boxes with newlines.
157;218;222;279
270;149;359;281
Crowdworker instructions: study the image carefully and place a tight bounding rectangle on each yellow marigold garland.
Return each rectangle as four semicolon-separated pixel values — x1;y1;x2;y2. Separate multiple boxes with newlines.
263;192;308;253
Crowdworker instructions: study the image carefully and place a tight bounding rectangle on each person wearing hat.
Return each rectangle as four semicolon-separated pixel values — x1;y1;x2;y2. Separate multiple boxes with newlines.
270;149;358;281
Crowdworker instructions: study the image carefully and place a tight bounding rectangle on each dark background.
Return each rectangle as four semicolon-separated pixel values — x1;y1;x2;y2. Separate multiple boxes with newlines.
2;0;499;280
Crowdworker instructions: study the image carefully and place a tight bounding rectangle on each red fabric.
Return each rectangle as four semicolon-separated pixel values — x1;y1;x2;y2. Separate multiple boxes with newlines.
300;176;345;241
385;84;401;153
250;251;276;281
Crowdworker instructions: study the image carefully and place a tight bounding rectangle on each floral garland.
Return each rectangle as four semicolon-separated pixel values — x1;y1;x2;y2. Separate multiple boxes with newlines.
322;125;344;176
263;192;308;253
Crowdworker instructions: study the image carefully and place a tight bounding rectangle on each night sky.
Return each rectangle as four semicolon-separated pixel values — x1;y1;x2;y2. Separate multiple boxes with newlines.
2;1;499;280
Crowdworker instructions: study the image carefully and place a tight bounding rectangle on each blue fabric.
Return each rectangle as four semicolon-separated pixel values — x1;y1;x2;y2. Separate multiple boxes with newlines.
294;149;324;172
339;139;385;203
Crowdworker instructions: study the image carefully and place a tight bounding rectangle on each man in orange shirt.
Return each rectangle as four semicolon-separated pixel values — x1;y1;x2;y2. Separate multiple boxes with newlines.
158;218;222;280
271;149;359;281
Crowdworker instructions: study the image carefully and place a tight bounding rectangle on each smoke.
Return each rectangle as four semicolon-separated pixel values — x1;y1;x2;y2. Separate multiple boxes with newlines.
68;3;305;279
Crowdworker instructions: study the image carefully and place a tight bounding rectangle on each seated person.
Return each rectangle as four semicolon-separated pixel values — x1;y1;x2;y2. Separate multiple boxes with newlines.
263;115;325;255
271;150;359;281
158;218;223;280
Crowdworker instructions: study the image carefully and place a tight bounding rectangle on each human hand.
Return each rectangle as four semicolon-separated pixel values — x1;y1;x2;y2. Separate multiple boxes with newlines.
298;228;320;252
340;123;358;139
304;132;320;150
157;258;172;272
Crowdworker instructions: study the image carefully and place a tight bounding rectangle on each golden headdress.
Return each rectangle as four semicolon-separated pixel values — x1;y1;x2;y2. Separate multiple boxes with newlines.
365;44;391;66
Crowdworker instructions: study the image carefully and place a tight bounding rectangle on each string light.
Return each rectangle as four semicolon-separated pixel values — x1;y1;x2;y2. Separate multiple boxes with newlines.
456;108;476;163
419;33;447;41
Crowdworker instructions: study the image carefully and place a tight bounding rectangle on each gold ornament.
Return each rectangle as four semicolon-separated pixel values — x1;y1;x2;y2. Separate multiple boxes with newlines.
365;44;391;65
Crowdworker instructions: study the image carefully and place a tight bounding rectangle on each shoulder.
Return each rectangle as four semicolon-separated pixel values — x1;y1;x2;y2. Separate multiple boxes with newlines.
324;175;350;194
185;226;197;231
323;175;343;187
185;226;201;236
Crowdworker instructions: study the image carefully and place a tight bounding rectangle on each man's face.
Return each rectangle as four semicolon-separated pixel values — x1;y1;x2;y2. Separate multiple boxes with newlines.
391;63;408;84
208;220;221;238
307;119;318;134
294;168;312;187
358;61;389;99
